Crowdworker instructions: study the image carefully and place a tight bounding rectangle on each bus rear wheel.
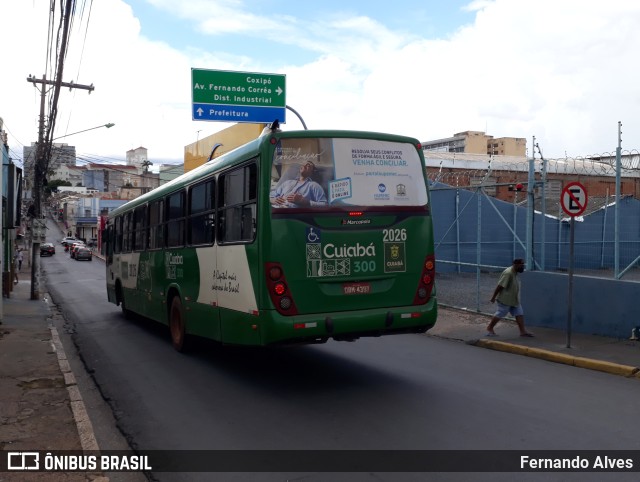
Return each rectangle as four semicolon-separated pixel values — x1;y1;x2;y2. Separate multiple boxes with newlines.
169;296;189;352
118;284;132;320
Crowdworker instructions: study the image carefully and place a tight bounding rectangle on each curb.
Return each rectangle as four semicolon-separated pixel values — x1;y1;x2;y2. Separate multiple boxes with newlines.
49;323;111;482
47;295;111;482
49;322;102;451
475;339;640;379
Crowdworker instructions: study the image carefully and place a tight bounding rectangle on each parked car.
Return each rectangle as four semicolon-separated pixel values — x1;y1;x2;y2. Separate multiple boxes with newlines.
74;247;93;261
40;243;56;256
61;237;77;247
69;242;86;259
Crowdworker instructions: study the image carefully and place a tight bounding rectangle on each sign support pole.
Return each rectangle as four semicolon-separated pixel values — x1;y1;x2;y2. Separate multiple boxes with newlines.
566;216;575;348
560;181;588;349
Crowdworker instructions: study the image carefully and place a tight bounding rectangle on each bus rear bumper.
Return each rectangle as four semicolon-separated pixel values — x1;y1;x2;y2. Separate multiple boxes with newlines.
261;297;438;346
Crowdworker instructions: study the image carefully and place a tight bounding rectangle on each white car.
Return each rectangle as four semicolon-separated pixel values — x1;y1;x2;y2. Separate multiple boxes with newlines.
61;236;78;246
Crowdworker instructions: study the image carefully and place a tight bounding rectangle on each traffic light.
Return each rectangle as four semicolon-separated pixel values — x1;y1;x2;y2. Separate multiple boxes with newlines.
508;183;524;192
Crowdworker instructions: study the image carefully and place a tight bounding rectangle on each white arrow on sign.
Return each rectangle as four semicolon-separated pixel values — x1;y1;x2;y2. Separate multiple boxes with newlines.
276;86;283;96
196;108;204;117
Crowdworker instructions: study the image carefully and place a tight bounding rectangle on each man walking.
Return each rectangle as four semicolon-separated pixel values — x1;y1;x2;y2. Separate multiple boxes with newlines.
487;258;534;337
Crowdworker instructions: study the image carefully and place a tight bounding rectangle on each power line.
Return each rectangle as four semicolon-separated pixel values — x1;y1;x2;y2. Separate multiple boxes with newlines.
59;0;96;139
25;0;95;300
0;119;29;151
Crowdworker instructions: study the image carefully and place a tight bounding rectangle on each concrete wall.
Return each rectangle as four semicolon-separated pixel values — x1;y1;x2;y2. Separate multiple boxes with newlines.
522;271;639;339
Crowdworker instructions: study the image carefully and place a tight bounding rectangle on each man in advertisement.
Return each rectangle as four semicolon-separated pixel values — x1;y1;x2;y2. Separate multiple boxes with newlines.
270;161;327;208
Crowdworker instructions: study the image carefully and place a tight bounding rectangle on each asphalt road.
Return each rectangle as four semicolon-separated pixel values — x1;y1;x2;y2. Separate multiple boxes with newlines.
41;222;640;482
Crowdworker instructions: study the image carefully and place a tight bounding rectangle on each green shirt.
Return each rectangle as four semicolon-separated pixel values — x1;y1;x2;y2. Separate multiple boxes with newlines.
496;267;520;307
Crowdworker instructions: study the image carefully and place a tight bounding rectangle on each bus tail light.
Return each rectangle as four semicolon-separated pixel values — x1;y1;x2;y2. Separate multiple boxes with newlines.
269;266;282;280
413;255;435;305
274;282;286;295
265;262;298;315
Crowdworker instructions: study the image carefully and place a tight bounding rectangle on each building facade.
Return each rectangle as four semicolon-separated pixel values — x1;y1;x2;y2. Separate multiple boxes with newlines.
184;123;265;173
1;117;23;297
51;164;85;186
57;196;127;243
159;164;184;185
422;130;526;157
425;151;640;212
83;164;138;192
23;142;76;189
126;147;148;171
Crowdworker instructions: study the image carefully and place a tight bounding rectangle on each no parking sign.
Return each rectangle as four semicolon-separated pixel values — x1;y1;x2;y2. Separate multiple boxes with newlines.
560;181;588;217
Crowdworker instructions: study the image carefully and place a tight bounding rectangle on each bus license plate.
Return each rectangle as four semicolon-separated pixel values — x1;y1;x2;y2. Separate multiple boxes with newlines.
343;282;371;295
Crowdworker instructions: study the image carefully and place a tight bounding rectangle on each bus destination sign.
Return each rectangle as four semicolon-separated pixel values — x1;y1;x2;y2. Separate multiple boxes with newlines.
191;68;286;124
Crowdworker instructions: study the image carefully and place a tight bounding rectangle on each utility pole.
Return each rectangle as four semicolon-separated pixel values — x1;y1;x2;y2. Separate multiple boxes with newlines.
26;75;94;299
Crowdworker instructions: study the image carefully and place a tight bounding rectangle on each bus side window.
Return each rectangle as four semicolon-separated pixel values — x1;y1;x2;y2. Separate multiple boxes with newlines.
133;205;147;251
241;205;256;240
188;178;215;246
114;216;123;254
166;190;186;248
104;225;114;265
148;200;164;249
123;212;132;253
217;161;257;243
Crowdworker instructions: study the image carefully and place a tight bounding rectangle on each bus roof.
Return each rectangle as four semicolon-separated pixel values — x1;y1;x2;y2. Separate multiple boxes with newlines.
109;129;422;218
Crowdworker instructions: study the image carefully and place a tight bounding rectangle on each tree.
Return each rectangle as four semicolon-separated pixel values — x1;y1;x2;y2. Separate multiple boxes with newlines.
45;179;72;195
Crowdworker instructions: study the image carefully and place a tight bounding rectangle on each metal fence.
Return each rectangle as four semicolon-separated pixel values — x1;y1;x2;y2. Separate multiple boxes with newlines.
429;150;640;312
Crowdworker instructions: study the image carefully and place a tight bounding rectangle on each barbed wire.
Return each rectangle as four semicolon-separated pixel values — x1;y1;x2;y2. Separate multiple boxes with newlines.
425;149;640;187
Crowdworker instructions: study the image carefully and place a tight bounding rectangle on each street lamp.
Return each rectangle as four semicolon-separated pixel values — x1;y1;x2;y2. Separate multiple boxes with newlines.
52;123;115;141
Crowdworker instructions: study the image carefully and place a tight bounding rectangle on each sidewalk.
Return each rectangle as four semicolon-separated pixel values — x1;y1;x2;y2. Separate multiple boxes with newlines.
428;304;640;379
0;260;107;481
1;265;639;478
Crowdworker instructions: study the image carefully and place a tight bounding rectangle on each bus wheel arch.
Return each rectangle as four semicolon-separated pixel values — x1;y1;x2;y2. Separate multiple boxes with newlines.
116;280;132;320
168;289;189;352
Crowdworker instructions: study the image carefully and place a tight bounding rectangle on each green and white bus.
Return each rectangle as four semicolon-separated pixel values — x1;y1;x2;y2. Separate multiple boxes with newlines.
104;128;437;351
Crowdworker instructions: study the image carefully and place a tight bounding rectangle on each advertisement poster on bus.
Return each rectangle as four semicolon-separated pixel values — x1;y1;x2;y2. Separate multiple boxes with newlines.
270;138;427;210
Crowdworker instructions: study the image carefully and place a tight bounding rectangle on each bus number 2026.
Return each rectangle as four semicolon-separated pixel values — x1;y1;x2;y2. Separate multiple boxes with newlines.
383;228;407;242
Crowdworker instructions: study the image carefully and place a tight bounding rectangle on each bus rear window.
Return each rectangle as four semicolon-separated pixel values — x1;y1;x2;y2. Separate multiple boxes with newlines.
270;138;428;210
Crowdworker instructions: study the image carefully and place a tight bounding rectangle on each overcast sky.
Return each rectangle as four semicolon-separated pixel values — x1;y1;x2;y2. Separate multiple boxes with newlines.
2;0;640;167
